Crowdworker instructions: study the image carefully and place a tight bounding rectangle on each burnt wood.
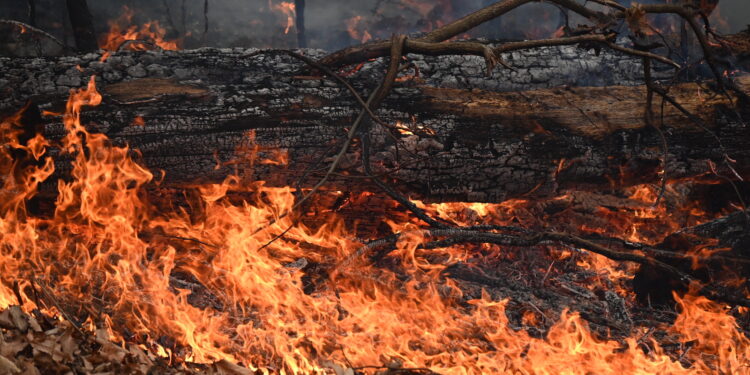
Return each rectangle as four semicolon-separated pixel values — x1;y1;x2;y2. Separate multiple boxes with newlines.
0;48;748;202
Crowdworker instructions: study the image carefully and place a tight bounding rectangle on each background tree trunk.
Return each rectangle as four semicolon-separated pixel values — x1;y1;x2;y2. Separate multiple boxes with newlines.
65;0;98;52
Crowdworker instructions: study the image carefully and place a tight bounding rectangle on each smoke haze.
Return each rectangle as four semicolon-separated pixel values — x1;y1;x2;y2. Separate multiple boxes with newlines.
0;0;748;51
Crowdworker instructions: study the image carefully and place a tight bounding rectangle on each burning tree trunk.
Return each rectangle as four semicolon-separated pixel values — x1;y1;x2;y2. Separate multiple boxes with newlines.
1;48;748;202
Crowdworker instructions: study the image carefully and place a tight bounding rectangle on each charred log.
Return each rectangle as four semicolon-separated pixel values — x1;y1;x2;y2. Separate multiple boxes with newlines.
0;48;748;203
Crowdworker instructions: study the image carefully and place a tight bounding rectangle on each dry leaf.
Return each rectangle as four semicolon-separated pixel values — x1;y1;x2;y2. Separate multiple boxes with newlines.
59;330;78;357
17;360;40;375
25;317;41;334
0;310;14;330
94;328;109;342
0;337;28;359
29;334;67;363
321;361;355;375
0;355;21;374
8;307;28;334
98;342;127;363
82;357;94;371
213;359;253;375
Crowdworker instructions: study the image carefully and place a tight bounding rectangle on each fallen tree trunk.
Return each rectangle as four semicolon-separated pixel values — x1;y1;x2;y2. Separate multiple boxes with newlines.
1;48;749;202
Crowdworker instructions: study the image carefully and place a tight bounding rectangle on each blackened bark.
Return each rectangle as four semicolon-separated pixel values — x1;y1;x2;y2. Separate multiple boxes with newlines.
65;0;98;52
1;49;748;203
295;0;306;48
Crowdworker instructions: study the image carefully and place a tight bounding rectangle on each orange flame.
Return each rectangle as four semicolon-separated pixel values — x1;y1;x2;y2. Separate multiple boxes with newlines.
269;1;296;35
345;16;372;43
0;77;748;374
99;6;180;61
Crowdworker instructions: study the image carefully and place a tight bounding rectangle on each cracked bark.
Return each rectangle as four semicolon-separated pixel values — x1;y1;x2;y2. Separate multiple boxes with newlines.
1;48;748;202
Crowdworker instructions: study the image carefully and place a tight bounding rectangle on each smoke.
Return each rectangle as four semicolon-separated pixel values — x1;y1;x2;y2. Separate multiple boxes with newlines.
0;0;748;51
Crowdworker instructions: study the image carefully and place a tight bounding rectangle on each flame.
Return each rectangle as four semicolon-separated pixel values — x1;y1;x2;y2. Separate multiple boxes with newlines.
345;16;372;43
132;116;145;127
269;1;296;35
346;0;455;43
671;290;750;374
99;6;180;60
0;77;748;373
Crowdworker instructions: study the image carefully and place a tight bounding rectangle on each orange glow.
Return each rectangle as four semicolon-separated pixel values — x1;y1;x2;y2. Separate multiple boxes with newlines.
345;16;372;43
269;1;296;34
671;291;750;374
0;77;748;374
132;116;145;126
98;6;180;59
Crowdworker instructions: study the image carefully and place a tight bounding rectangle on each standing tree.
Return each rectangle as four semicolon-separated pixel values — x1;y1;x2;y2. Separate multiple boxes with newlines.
65;0;97;52
295;0;307;48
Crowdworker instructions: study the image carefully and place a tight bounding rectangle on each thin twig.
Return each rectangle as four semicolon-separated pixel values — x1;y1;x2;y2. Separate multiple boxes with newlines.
320;0;608;68
32;278;86;337
258;36;415;248
642;57;669;207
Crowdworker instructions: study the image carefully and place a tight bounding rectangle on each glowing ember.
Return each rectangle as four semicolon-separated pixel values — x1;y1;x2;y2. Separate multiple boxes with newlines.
0;78;748;374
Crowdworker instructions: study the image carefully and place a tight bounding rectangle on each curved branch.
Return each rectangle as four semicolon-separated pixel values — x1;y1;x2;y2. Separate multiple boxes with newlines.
0;19;66;48
319;0;611;68
318;34;680;76
419;0;609;44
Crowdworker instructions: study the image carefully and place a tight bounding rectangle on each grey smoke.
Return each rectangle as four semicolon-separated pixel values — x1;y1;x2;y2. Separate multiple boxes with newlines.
0;0;748;51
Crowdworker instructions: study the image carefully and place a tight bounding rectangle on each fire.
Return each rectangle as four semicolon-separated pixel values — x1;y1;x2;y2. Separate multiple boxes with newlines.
344;0;456;44
98;6;180;61
1;77;749;373
671;291;750;374
269;0;297;35
345;16;372;44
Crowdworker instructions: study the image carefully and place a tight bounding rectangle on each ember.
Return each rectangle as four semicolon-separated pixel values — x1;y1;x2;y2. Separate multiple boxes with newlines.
1;1;750;374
